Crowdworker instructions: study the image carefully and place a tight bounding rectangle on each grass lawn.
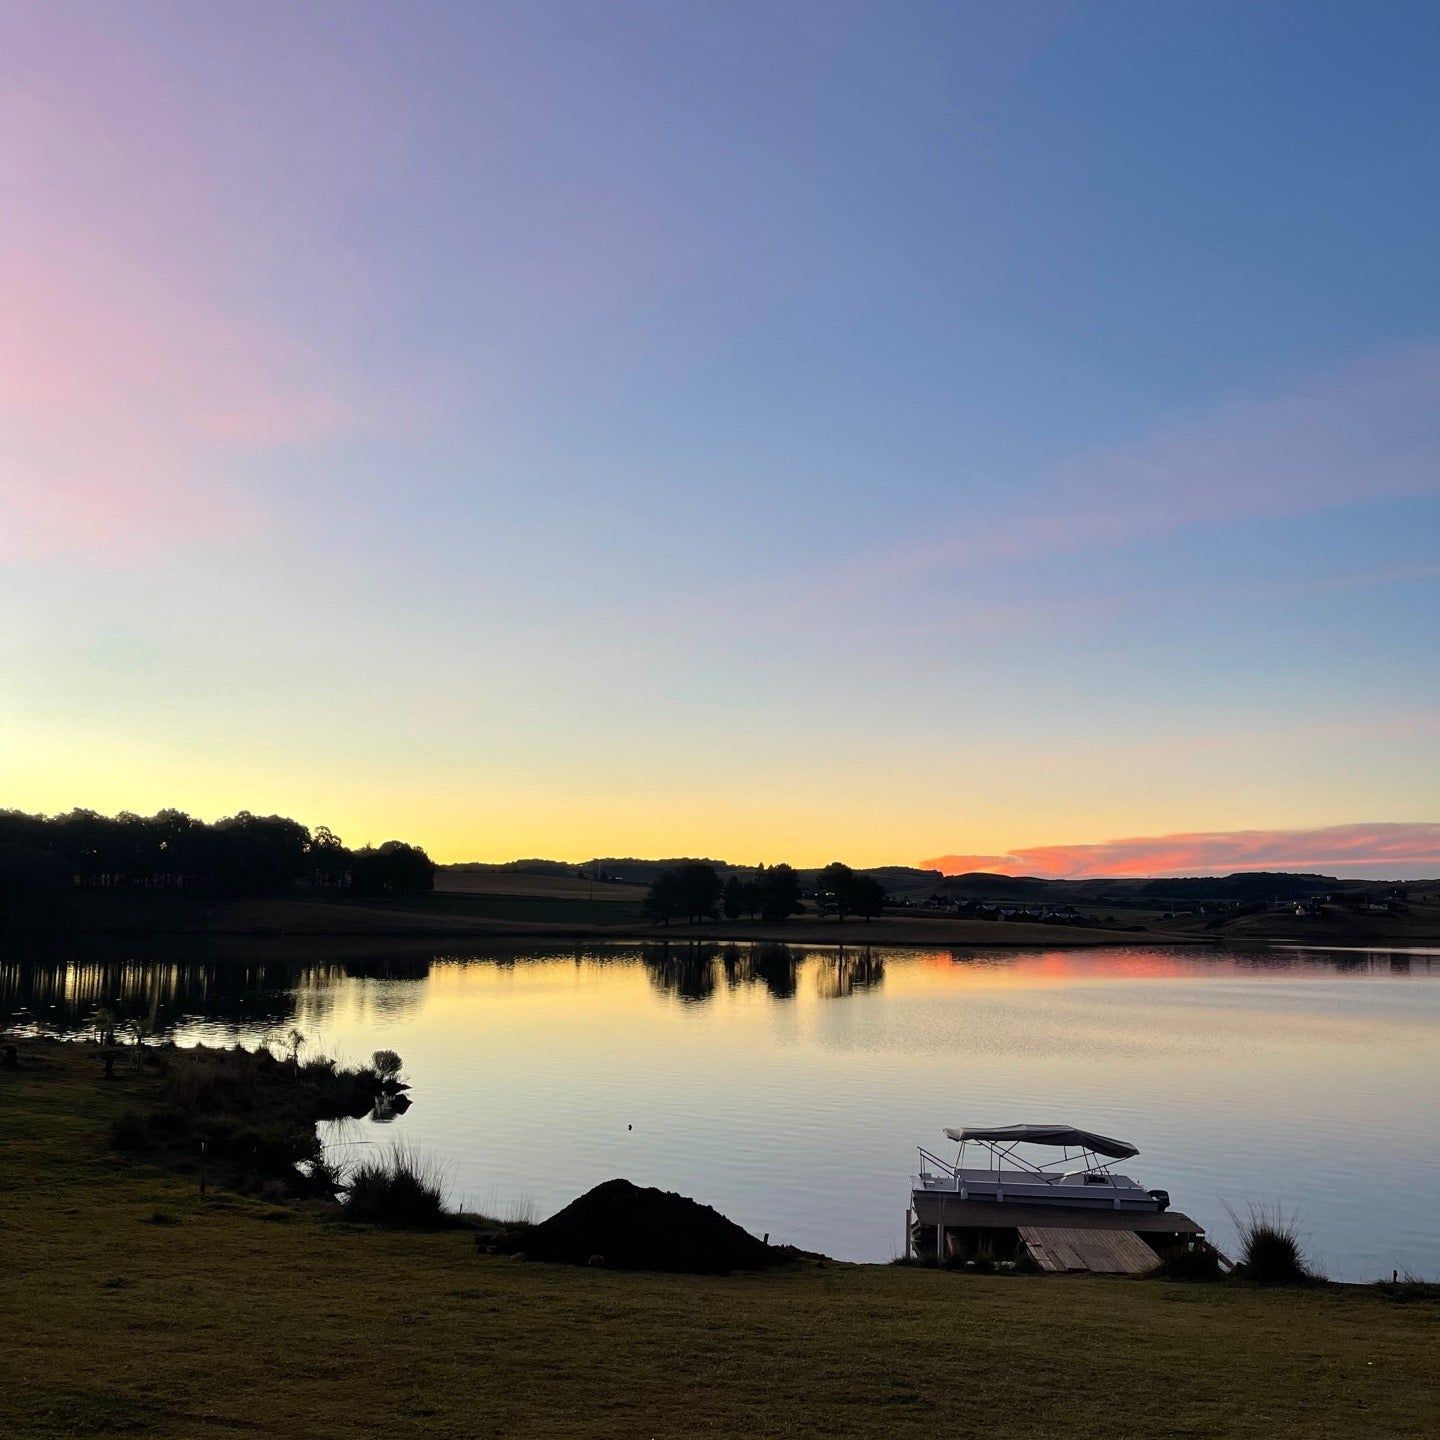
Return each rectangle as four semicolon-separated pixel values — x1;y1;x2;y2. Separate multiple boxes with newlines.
3;1039;1436;1439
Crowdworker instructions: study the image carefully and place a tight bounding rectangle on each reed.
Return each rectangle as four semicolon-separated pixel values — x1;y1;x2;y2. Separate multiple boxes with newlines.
1229;1203;1319;1285
344;1142;453;1228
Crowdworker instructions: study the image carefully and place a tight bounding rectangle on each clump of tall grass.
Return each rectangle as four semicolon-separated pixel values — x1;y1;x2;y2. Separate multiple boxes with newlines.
344;1143;452;1228
1229;1203;1320;1285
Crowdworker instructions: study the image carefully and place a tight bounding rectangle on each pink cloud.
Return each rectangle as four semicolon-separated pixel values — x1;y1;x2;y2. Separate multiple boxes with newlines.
923;822;1440;880
0;19;373;563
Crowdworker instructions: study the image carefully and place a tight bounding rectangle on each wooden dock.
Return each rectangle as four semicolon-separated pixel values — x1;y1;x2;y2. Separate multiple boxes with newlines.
1016;1225;1160;1275
908;1194;1209;1271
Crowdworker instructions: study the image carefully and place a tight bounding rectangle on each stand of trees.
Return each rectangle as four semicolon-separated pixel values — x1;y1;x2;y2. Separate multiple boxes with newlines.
720;863;804;923
350;841;437;896
816;862;887;922
641;862;726;924
642;860;887;926
0;807;435;909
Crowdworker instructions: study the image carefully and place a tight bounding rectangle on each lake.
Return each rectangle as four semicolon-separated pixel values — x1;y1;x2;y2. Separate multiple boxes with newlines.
7;940;1438;1281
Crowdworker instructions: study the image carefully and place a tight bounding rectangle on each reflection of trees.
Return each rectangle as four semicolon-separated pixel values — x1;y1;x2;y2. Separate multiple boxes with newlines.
813;947;885;999
747;944;798;999
642;942;719;1002
642;942;863;1002
3;954;438;1038
288;957;432;1028
1;958;304;1036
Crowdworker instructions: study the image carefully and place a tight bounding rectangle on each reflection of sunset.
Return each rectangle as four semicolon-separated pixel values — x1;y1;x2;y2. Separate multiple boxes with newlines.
907;948;1227;991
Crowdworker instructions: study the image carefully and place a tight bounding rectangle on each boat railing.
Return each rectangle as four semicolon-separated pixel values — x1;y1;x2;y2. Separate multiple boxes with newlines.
916;1146;952;1177
916;1139;1122;1187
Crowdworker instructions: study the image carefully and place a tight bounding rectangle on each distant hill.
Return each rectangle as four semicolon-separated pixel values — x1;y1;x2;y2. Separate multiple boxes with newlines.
446;859;577;878
445;857;733;885
928;870;1373;905
437;860;1378;904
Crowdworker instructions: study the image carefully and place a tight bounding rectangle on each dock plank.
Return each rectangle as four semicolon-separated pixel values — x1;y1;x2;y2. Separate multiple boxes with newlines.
1018;1226;1159;1275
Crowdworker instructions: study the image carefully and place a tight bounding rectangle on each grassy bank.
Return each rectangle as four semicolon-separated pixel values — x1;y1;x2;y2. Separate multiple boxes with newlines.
2;1039;1437;1439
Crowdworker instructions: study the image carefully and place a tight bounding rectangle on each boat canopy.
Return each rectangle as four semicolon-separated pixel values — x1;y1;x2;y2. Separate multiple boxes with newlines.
943;1125;1138;1160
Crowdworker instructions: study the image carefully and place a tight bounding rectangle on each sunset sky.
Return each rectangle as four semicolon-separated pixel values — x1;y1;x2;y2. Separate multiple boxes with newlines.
3;2;1438;875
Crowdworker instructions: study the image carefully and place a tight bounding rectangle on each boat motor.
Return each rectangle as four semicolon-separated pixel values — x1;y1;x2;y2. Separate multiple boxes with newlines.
1147;1189;1170;1212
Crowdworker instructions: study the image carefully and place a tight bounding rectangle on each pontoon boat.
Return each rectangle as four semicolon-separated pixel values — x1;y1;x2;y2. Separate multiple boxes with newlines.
913;1124;1170;1213
906;1124;1213;1272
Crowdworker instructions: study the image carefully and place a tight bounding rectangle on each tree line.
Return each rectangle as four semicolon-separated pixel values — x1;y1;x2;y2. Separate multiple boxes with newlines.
641;860;888;925
0;807;435;902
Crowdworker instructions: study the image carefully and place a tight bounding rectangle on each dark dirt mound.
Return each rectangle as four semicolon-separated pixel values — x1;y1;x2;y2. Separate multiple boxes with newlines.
521;1178;784;1274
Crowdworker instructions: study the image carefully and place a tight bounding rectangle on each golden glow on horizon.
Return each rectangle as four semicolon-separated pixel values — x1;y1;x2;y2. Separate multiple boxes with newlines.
3;726;1436;875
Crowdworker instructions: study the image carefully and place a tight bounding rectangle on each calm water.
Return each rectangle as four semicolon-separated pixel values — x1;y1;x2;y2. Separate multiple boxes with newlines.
7;941;1439;1281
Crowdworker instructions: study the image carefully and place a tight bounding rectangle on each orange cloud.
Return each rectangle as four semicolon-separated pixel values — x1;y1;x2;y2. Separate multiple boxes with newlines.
923;822;1440;879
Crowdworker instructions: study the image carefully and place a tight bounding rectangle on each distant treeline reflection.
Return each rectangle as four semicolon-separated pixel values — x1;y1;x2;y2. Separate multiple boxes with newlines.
0;956;433;1037
641;942;884;1002
2;944;884;1034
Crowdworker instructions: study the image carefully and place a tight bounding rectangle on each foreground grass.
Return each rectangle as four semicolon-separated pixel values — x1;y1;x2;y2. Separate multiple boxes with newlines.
3;1042;1436;1440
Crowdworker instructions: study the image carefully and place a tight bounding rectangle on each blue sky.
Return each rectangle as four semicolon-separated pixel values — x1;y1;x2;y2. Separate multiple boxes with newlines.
2;1;1437;870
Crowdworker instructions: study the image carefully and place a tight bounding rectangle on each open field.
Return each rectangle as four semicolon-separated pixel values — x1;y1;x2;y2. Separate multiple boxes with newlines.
4;1038;1438;1440
15;886;1182;948
12;871;1440;949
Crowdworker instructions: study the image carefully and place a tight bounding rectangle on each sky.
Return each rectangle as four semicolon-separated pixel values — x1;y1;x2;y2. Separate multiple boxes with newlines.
2;1;1438;876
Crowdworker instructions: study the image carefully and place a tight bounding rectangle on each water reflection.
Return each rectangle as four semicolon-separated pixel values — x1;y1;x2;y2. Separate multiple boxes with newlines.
1;954;436;1039
4;941;1438;1278
639;941;882;1002
9;943;1438;1041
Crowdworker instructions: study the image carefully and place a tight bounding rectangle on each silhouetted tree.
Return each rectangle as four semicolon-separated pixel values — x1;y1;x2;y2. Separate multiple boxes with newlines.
851;874;888;921
817;861;857;921
674;862;723;922
756;863;803;922
642;869;683;925
308;826;353;889
351;841;435;895
722;875;746;921
644;863;722;924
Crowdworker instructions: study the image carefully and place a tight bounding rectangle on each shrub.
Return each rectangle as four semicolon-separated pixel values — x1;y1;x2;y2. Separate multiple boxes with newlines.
1230;1203;1319;1285
345;1144;450;1228
371;1049;404;1085
1156;1246;1222;1282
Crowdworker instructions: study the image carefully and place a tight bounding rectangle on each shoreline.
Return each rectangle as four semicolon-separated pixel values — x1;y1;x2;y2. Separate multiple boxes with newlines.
3;1035;1437;1439
12;919;1440;955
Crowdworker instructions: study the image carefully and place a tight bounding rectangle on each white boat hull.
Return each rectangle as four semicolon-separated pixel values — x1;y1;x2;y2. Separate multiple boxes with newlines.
912;1168;1163;1212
